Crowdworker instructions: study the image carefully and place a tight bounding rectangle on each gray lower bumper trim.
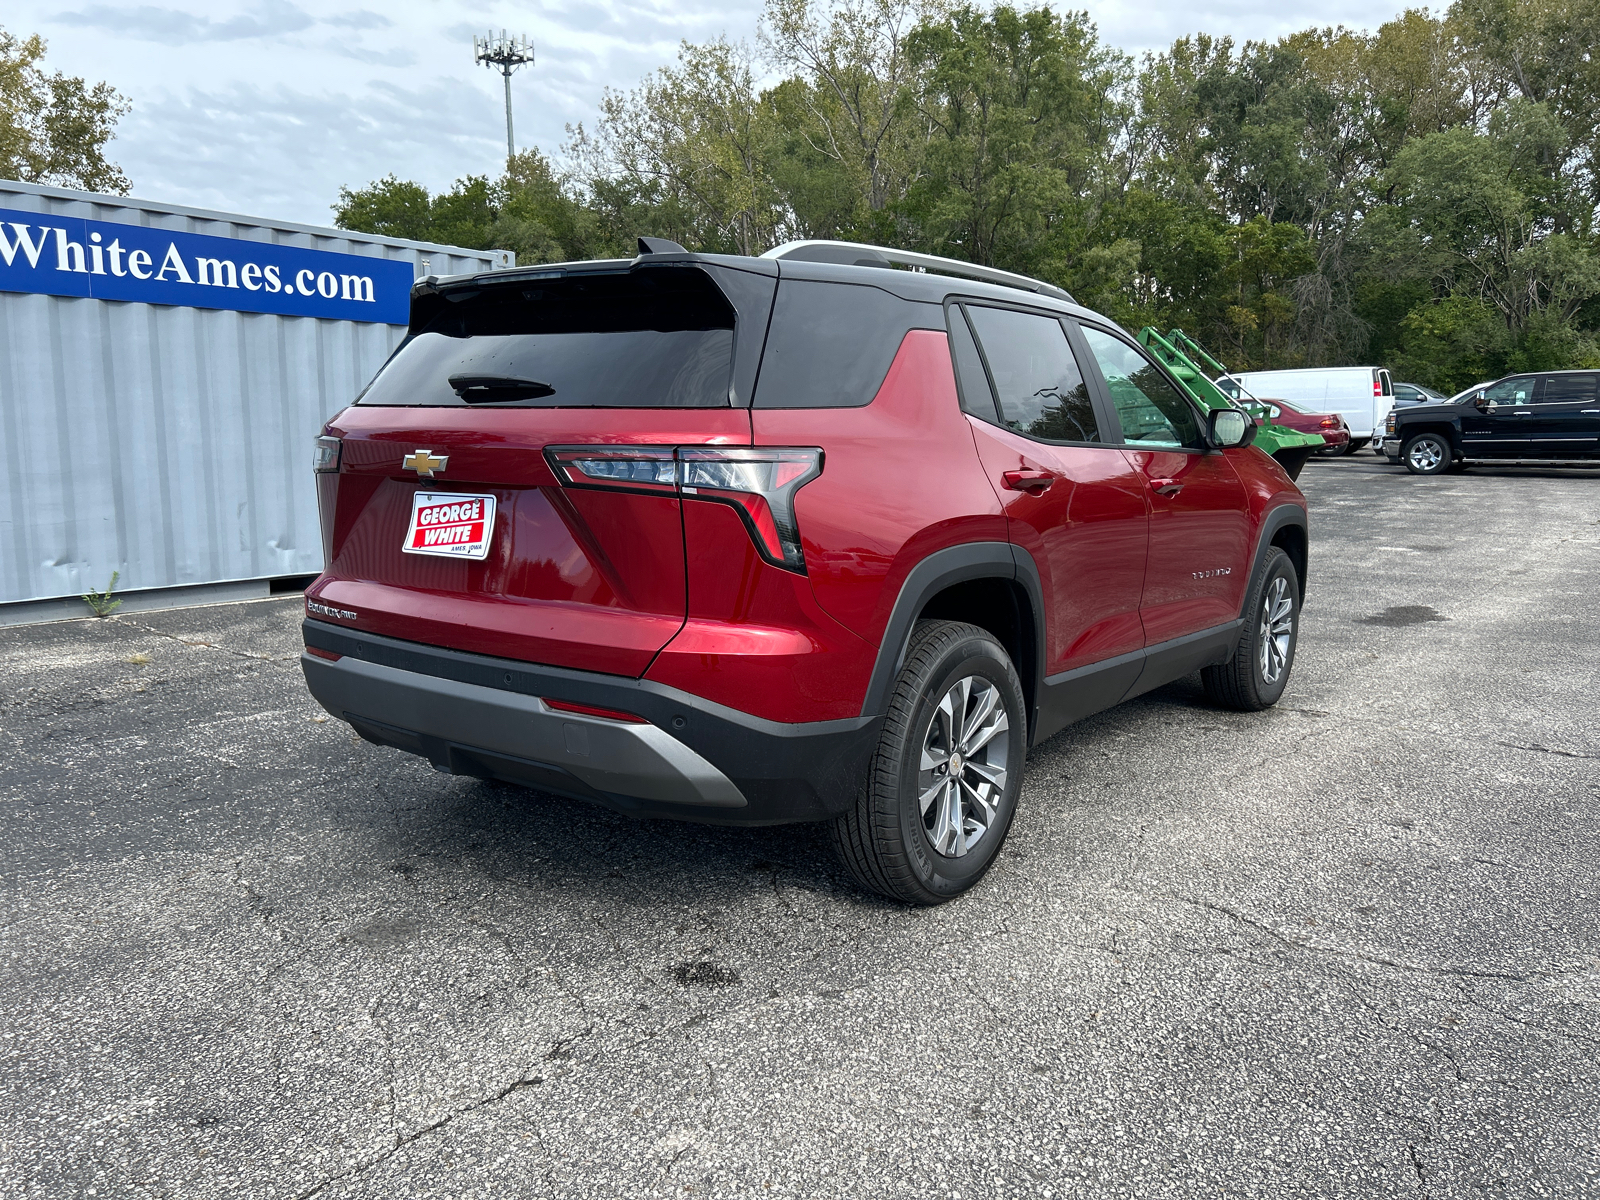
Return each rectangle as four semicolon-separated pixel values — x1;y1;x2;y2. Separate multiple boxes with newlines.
303;654;747;808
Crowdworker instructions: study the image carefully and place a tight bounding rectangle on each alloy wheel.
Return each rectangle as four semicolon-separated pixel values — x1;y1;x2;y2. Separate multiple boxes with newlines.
1407;437;1444;472
918;675;1010;858
1258;576;1294;684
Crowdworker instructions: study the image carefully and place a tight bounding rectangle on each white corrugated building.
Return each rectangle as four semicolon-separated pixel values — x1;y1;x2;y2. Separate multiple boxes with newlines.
0;178;510;624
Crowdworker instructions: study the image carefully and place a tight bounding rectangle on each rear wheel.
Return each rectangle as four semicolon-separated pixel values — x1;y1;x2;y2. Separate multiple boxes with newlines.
1202;548;1299;712
832;620;1026;905
1403;432;1451;475
1318;440;1352;457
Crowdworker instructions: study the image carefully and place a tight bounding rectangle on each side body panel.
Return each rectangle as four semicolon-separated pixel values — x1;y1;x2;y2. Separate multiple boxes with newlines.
1121;448;1252;644
965;420;1150;672
754;329;1008;650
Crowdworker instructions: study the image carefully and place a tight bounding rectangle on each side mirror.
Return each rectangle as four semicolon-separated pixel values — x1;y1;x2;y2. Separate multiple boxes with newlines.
1474;394;1492;411
1210;408;1255;448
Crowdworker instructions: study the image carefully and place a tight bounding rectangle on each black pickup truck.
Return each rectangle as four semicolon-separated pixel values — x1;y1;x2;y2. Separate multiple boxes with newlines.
1379;371;1600;474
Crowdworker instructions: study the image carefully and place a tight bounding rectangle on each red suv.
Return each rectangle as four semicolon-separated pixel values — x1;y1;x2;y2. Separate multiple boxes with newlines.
302;238;1308;903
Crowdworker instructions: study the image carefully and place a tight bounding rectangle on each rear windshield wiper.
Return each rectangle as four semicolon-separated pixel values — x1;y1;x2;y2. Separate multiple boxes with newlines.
448;374;556;403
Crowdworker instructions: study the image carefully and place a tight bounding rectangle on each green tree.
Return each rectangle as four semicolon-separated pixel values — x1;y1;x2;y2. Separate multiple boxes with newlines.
574;39;786;255
898;5;1130;275
0;28;130;193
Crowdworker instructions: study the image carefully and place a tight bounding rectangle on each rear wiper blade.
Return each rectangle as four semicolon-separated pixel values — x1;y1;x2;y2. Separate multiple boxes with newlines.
448;374;556;403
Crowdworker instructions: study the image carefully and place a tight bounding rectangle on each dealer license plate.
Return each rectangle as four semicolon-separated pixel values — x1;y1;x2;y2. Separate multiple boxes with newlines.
403;492;497;560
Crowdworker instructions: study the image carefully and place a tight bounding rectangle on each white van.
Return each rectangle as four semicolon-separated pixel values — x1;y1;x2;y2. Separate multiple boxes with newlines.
1215;367;1394;451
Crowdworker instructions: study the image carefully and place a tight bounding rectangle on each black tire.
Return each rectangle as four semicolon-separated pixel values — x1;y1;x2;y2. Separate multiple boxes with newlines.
1402;432;1452;475
1317;440;1352;457
831;620;1027;905
1201;548;1299;712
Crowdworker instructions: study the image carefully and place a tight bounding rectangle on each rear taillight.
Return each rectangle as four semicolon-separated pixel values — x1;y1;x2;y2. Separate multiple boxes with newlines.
678;448;820;572
313;435;342;472
1373;379;1383;397
545;446;676;494
1320;417;1339;428
544;445;823;574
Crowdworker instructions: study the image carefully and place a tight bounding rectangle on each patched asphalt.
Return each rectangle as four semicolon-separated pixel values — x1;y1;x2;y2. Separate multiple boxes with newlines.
2;455;1598;1199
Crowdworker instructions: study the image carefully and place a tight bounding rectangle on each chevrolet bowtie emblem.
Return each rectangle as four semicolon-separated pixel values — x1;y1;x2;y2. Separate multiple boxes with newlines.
403;449;448;477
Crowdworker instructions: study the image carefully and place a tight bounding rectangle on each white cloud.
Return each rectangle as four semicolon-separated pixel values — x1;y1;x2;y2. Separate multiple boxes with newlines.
14;0;1419;229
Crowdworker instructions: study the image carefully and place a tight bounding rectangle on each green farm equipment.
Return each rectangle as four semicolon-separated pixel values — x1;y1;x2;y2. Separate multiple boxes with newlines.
1135;327;1323;481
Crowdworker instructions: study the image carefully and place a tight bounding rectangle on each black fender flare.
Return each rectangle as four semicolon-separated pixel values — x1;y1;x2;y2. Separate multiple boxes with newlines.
1244;504;1309;611
859;542;1046;735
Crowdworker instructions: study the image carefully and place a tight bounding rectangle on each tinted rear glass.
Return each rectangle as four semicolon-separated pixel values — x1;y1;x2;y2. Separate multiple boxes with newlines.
359;267;736;408
753;279;943;408
1543;374;1597;403
965;305;1100;443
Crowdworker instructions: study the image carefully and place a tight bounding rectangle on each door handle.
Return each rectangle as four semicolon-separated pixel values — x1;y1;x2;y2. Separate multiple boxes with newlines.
1149;477;1183;496
1002;469;1055;493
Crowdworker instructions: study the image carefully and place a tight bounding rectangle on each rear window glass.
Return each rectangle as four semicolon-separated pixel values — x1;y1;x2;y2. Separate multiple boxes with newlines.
359;267;736;408
965;305;1100;443
753;279;943;408
1543;374;1597;403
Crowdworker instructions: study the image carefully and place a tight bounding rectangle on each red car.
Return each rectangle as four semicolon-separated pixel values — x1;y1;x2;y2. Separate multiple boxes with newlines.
1256;398;1351;453
302;238;1308;903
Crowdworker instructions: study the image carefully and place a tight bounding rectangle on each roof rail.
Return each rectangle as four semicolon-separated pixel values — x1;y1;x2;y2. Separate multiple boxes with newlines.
761;239;1074;304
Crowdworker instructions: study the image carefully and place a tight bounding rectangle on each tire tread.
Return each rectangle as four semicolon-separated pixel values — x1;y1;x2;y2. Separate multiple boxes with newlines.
831;620;1015;904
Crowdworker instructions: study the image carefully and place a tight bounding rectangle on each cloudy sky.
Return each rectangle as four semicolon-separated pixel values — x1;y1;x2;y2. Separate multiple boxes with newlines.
15;0;1409;228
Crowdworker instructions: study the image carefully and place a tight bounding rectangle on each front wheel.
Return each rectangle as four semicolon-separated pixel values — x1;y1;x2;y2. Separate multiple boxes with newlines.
1201;547;1299;712
1402;432;1452;475
831;620;1027;905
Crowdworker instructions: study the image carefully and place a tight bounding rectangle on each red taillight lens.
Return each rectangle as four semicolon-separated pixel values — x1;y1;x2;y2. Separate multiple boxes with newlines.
544;444;823;574
541;697;648;723
677;447;821;573
1373;379;1383;397
305;645;342;662
1320;416;1338;428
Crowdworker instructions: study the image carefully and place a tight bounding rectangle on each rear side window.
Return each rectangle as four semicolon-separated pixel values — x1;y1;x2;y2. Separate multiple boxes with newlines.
1542;374;1597;403
360;267;736;408
948;307;999;422
753;280;942;408
965;305;1101;443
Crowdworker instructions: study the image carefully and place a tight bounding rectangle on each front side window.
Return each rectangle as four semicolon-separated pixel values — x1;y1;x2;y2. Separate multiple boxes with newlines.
964;305;1100;443
1481;376;1538;407
1079;325;1202;448
1541;374;1597;404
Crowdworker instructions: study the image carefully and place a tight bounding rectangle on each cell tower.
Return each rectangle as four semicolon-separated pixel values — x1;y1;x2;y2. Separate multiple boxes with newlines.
474;31;535;164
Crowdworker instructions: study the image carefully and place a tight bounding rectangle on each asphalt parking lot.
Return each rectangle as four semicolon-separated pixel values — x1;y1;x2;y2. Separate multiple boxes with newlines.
3;454;1598;1199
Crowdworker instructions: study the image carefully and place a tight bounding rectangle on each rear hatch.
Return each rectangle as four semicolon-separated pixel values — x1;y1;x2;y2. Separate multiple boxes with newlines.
308;258;775;677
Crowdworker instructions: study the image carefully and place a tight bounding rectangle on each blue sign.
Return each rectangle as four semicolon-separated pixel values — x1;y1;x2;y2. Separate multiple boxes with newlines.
0;205;415;324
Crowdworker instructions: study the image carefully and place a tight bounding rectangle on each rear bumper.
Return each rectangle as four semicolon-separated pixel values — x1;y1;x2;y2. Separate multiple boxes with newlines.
300;621;881;825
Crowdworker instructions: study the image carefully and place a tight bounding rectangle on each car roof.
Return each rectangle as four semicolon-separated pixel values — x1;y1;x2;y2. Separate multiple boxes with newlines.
416;245;1108;326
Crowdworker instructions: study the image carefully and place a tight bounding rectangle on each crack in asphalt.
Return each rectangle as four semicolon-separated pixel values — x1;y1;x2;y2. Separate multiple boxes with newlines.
1170;895;1584;984
112;616;302;668
1498;740;1598;759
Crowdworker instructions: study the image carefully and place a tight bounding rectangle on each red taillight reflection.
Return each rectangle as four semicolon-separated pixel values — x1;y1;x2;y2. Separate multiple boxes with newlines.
306;646;343;662
542;697;648;723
